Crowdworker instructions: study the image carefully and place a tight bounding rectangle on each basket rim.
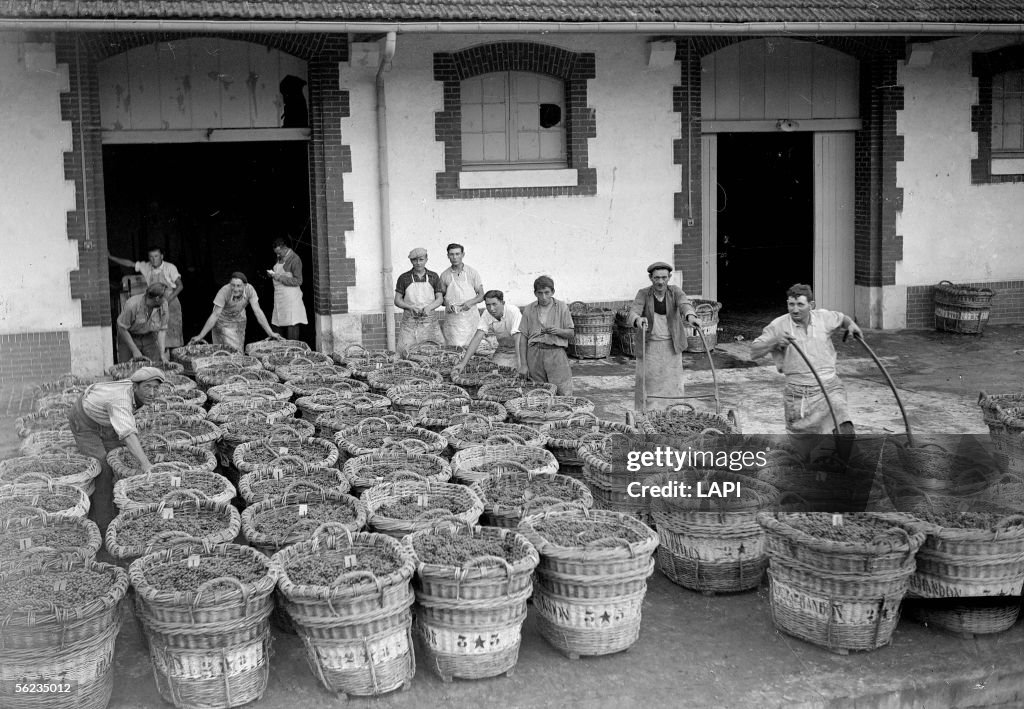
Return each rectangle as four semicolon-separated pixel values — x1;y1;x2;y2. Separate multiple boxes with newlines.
0;559;129;625
401;522;541;579
756;511;927;556
518;507;659;559
241;491;368;548
469;470;594;517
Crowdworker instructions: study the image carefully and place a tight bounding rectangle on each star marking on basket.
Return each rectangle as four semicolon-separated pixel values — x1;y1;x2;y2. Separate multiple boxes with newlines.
600;611;611;624
474;635;486;649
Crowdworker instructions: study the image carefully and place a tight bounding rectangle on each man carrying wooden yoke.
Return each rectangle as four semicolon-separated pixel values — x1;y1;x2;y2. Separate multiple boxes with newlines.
627;261;700;411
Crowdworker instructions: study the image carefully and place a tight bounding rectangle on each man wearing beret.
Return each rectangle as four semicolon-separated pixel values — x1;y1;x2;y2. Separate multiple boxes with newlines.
69;367;167;534
394;247;445;358
627;262;700;411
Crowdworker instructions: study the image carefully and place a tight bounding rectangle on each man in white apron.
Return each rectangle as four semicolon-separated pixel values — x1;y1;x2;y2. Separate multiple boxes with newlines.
109;246;184;354
269;237;308;341
189;272;282;351
452;289;522;372
394;247;444;358
439;243;484;348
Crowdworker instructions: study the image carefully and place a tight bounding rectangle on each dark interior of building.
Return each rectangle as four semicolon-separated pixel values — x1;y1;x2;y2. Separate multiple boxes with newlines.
103;141;313;350
716;132;813;320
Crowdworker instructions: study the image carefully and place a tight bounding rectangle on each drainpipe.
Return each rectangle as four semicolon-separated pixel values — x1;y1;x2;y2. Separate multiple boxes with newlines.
376;31;398;352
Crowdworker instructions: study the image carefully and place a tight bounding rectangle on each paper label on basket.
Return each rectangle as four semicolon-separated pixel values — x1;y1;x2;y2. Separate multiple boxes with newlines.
162;508;174;520
52;579;66;592
461;405;469;413
298;504;308;517
831;514;843;526
279;446;289;455
531;592;642;629
591;425;600;433
417;494;428;506
18;538;31;550
314;629;409;670
170;476;181;487
375;362;383;369
343;554;357;568
151;638;265;679
273;468;283;479
186;555;200;568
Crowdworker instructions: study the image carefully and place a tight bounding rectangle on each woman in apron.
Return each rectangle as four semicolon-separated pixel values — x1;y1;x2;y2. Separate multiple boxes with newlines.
189;273;281;351
270;239;308;341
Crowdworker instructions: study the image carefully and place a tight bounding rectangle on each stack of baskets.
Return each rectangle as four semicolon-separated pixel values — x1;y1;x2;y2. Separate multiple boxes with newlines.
933;280;996;335
403;521;540;682
271;529;417;698
519;507;659;659
757;512;926;652
612;307;637;358
647;470;779;593
567;301;614;359
539;412;638;480
130;541;279;708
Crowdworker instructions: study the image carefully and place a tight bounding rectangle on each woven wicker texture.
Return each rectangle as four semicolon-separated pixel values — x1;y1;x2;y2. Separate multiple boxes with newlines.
129;541;278;709
19;429;78;456
451;444;560;484
232;436;339;474
476;381;557;404
342;451;453;495
449;363;518;397
295;384;378;418
0;559;128;709
242;491;368;556
505;390;595;425
206;380;293;404
107;358;185;379
684;299;722;353
33;390;83;412
363;480;484;539
171;343;238;374
0;512;102;568
934;281;995;335
567;301;614;359
0;478;91;520
634;402;740;436
648;470;779;593
315;410;412;440
540;413;639;467
0;453;102;491
986;406;1024;478
151;387;209;408
136;405;208;428
15;408;70;438
333;419;425;458
238;462;351;506
367;363;444;393
106;498;242;563
245;338;309;357
107;441;217;480
441;417;549;451
417;398;507;432
113;468;237;512
905;597;1021;635
271;529;417;697
402;521;540;681
385;382;470;415
282;366;358;394
195;359;272;390
207;398;297;424
334;346;400;380
470;467;593;528
518;507;659;658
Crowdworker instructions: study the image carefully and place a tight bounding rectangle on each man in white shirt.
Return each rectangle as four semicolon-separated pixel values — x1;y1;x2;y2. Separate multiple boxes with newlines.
68;367;166;533
452;290;523;371
439;243;485;348
110;246;184;352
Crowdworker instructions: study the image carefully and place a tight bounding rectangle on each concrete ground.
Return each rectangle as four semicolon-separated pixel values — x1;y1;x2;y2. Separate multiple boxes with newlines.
2;325;1023;709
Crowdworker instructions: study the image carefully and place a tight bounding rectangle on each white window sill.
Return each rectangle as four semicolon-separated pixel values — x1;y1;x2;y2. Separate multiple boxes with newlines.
991;157;1024;175
458;169;578;190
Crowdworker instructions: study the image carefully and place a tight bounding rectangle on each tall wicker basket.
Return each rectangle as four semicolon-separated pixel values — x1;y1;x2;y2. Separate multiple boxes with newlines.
933;280;995;335
684;300;722;353
567;302;614;359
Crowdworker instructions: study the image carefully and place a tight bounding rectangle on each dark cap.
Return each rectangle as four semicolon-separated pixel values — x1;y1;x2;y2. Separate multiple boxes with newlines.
647;261;673;274
145;283;167;298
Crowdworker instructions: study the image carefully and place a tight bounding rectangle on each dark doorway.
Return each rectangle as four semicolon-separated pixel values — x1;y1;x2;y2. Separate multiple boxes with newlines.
103;142;313;350
716;132;813;315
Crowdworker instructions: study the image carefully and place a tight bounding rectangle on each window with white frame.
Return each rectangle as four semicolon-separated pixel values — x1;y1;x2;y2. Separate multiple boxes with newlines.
460;72;566;170
992;68;1024;156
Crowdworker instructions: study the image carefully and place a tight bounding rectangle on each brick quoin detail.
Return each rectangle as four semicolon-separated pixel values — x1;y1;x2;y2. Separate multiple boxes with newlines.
673;36;905;294
673;40;703;294
972;44;1024;185
0;332;73;385
433;42;597;200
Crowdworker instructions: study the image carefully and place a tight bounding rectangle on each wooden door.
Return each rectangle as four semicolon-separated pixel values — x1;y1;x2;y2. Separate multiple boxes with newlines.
813;132;855;313
701;134;718;301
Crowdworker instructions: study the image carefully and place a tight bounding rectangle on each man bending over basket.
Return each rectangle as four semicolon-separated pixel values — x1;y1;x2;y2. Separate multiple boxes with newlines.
749;283;862;445
69;367;166;534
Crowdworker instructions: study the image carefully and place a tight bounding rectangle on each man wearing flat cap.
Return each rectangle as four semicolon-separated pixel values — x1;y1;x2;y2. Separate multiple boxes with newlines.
394;247;445;358
627;262;700;411
116;282;169;362
69;367;167;533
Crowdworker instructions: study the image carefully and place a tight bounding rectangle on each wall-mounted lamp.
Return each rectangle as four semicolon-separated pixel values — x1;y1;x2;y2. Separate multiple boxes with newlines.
776;119;800;132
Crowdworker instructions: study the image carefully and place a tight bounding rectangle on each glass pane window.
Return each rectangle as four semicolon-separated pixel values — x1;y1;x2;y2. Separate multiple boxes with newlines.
460;71;566;169
992;69;1024;154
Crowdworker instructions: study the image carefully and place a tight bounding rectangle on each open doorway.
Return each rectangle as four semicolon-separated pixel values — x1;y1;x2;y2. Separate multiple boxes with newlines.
103;142;312;350
716;132;813;319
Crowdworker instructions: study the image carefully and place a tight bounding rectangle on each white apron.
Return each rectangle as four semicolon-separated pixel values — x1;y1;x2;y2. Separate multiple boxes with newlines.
271;262;308;326
443;270;480;347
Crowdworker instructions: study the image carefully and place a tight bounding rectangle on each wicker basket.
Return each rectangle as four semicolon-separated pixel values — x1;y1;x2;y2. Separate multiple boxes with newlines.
105;497;241;564
207;380;293;404
934;281;995;335
0;559;128;709
648;470;779;593
476;380;557;405
113;468;237;512
0;477;91;520
470;466;593;528
315;408;412;440
332;419;422;459
451;444;560;485
505;390;595;425
140;416;223;457
233;436;339;475
567;301;614;359
402;521;540;681
207;398;297;425
295;385;380;419
449;364;518;397
363;480;484;539
519;507;659;658
757;512;926;652
19;429;78;456
217;417;316;466
151;387;209;408
978;391;1024;426
107;440;217;481
905;597;1022;635
245;338;310;357
334;345;400;380
418;398;507;432
275;361;351;382
684;299;722;353
33;389;83;413
0;511;102;568
271;528;417;698
15;408;70;438
107;358;184;379
195;359;271;390
634;402;740;437
0;453;102;496
342;450;453;496
575;432;657;524
129;541;279;709
385;382;470;415
890;440;993;497
136;404;208;428
282;367;359;396
405;342;465;370
986;406;1024;476
241;490;368;556
239;462;351;506
263;350;335;373
441;417;549;452
367;364;443;393
171;343;238;374
540;412;640;471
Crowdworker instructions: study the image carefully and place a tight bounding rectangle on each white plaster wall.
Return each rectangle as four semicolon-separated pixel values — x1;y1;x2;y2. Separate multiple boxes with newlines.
68;325;114;376
0;36;79;334
340;34;683;314
897;35;1024;287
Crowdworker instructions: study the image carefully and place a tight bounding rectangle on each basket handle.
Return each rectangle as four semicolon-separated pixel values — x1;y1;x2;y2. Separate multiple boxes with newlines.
161;488;206;504
266;454;311;474
142;530;195;554
457;413;492;432
281;480;326;496
995;515;1024;532
1;506;50;523
492;460;533;475
484;433;525;445
413;507;464;522
387;437;431;454
310;522;354;545
355;417;393;434
667;402;696;415
266;425;303;447
390;470;429;483
142;433;173;452
11;472;56;486
193;576;250;609
150;461;190;474
459;554;514;587
344;344;369;358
